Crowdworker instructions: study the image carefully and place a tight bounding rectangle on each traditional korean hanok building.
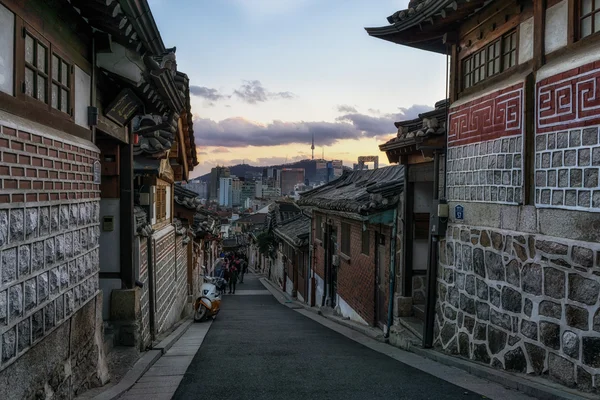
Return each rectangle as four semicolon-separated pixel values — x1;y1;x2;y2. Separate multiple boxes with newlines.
173;183;217;301
367;0;600;391
379;100;447;331
68;0;197;351
262;202;310;300
263;201;303;287
298;166;404;328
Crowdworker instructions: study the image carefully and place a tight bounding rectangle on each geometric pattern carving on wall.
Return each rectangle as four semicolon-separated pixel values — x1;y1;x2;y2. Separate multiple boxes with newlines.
538;61;600;133
448;83;524;147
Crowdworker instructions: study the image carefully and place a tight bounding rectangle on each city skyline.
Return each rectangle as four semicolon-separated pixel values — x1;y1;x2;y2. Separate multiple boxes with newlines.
147;0;447;177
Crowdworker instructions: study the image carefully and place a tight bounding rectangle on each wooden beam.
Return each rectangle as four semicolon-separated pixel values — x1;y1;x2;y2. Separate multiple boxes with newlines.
567;0;576;45
533;0;546;70
177;117;189;181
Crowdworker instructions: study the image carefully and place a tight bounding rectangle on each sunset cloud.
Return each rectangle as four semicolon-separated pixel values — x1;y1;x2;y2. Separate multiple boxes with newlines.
233;80;296;104
193;104;432;148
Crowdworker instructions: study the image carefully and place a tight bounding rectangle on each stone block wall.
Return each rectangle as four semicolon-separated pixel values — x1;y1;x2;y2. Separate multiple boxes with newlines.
436;225;600;391
152;226;187;335
447;83;525;205
138;239;151;350
0;119;106;397
535;60;600;211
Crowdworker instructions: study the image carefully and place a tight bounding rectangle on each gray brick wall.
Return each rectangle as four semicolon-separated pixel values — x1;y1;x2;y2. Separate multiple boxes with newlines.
152;226;187;335
535;126;600;210
138;239;151;349
0;123;101;371
447;135;523;204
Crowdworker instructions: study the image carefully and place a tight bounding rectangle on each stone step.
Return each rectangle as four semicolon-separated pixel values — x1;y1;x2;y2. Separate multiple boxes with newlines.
413;304;425;320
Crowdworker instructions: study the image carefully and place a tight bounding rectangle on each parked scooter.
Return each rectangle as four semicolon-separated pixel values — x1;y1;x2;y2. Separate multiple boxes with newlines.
194;267;223;322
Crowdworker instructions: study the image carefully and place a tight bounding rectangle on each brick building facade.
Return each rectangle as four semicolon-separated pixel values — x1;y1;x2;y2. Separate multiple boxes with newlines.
298;166;404;327
0;0;109;397
1;0;199;397
368;0;600;392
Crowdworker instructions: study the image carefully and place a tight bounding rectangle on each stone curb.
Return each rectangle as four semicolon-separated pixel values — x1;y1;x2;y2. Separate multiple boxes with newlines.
258;276;385;342
89;319;194;400
258;274;593;400
408;347;595;400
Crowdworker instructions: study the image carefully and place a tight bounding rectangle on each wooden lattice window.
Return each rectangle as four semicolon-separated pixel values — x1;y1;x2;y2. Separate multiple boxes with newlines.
24;29;49;103
462;30;517;90
341;222;351;256
51;53;70;114
156;186;167;222
580;0;600;38
361;228;370;256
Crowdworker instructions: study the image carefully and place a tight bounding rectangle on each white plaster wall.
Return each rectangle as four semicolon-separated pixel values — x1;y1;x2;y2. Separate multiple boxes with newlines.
0;3;14;95
315;273;324;306
518;17;534;64
272;252;284;288
336;295;369;326
537;37;600;82
545;0;568;54
74;66;91;127
286;276;293;296
99;199;120;273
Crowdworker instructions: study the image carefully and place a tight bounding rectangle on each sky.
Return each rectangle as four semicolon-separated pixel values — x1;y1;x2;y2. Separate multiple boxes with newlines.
148;0;448;177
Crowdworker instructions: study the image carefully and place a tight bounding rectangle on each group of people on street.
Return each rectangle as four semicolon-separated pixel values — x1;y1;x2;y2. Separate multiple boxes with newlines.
213;252;248;295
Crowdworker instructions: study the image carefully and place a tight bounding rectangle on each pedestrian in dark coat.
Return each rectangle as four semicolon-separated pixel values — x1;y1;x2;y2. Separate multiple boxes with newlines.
228;262;238;294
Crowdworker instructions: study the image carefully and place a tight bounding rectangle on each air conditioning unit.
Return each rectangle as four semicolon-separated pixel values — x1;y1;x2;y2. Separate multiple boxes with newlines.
332;255;339;267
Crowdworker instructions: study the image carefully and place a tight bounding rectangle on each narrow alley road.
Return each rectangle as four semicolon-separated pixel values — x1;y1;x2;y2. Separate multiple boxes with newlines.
172;273;486;400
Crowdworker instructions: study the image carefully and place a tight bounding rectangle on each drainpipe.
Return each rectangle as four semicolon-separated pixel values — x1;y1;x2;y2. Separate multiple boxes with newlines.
385;208;398;338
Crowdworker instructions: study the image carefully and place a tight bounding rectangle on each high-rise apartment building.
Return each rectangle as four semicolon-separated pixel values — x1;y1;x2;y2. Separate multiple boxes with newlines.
209;166;230;200
218;177;233;207
231;177;242;207
280;168;305;196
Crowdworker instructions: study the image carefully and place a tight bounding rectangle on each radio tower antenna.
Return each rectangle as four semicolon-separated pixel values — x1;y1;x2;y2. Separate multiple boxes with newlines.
311;133;315;160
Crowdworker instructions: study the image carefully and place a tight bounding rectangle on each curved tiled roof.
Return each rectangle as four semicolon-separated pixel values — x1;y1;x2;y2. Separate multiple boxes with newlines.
298;165;404;214
381;99;448;149
174;184;203;211
273;214;310;248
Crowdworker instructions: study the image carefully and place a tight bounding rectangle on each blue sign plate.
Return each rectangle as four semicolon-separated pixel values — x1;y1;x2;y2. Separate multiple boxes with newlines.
455;205;464;220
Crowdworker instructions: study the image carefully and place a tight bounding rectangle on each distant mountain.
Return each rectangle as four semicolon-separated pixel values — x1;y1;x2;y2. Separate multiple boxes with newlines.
197;159;347;182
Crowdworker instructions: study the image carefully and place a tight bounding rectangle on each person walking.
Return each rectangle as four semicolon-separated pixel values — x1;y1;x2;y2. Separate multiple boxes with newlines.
228;262;238;294
239;257;248;283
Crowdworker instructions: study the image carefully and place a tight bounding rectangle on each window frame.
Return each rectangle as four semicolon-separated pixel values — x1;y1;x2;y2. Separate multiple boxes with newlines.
341;221;351;257
17;21;75;120
361;228;370;256
578;0;600;40
50;51;72;115
155;186;167;223
23;24;50;105
460;29;518;91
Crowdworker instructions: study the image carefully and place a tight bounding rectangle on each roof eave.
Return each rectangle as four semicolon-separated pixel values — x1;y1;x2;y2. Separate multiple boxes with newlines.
119;0;166;56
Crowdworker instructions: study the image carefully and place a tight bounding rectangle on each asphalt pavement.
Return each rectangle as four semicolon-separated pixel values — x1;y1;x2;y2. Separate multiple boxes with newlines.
172;273;488;400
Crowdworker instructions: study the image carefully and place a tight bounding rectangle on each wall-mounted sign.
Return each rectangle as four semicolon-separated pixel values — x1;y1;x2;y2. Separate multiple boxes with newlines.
455;205;464;220
93;160;101;184
102;216;114;232
104;88;143;127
